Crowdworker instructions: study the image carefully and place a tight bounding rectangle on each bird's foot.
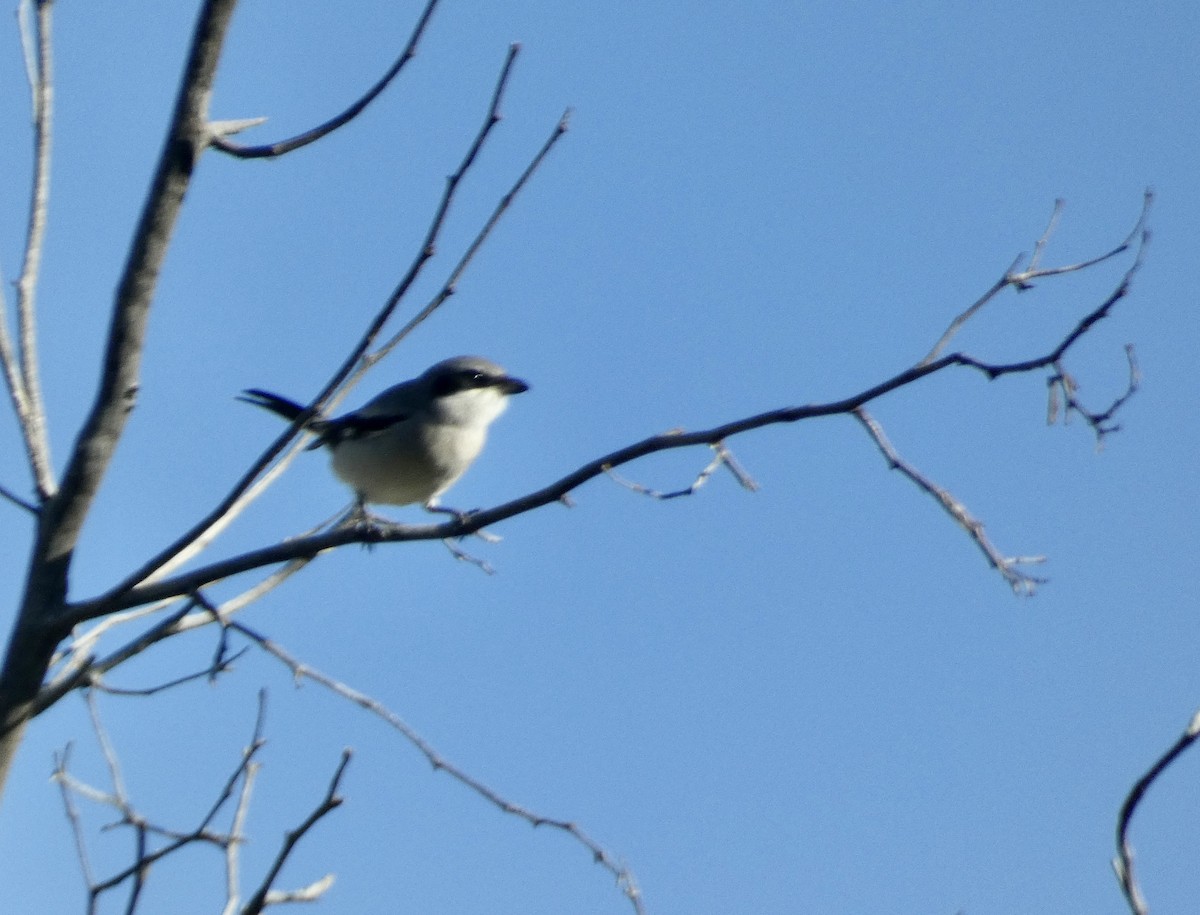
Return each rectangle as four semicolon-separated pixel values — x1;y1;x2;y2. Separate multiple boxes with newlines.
338;501;395;548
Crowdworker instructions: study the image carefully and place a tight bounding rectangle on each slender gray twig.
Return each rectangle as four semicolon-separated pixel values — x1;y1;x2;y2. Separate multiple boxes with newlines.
34;557;314;721
854;408;1046;595
364;106;571;368
56;691;275;908
603;440;758;500
231;622;645;915
221;755;258;915
52;744;96;896
10;0;57;501
921;191;1151;365
1025;198;1064;274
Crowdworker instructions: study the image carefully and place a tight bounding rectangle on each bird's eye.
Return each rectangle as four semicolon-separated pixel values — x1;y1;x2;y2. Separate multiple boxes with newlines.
432;370;490;398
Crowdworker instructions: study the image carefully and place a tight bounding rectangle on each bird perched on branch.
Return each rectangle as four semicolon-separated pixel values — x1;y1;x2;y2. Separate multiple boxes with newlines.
240;355;528;513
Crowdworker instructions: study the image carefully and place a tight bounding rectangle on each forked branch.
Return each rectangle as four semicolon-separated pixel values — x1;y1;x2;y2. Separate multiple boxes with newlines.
53;690;344;914
922;191;1151;365
230;621;645;915
65;213;1147;622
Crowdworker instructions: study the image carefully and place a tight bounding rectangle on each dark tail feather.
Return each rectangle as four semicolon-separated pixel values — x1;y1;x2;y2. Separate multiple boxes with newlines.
238;388;309;423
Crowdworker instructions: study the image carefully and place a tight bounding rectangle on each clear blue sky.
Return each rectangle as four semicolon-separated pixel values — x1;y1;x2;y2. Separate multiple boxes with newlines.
1;2;1198;913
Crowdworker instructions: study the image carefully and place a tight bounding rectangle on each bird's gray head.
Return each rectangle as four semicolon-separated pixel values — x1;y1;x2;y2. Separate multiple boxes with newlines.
420;355;529;427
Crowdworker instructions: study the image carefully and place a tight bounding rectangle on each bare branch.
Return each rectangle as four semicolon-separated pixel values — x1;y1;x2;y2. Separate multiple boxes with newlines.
1013;190;1151;285
1113;709;1200;915
34;558;313;719
46;0;237;550
56;690;273;908
207;116;268;140
364;107;571;368
604;440;758;501
259;875;336;907
90;649;246;698
854;408;1046;595
1047;344;1140;445
211;0;442;159
16;0;37;107
919;269;1013;369
240;750;349;915
1025;198;1064;274
87;689;128;801
222;754;260;915
232;622;645;914
0;481;38;514
441;538;497;574
52;744;96;895
921;191;1151;365
65;227;1146;621
0;277;34;492
8;0;57;501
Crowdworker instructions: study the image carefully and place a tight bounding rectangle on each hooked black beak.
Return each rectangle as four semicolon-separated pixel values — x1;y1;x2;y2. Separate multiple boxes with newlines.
497;376;529;395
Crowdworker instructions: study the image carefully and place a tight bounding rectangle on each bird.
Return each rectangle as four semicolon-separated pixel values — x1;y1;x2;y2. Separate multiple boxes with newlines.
240;355;528;514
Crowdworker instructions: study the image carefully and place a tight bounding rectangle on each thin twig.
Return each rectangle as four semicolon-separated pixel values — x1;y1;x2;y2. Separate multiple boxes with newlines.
921;191;1151;365
240;750;349;915
1025;198;1064;273
1047;344;1140;446
1012;190;1151;284
211;0;442;159
36;558;312;719
854;409;1045;595
919;268;1013;368
364;106;571;367
1113;709;1200;915
221;756;259;915
0;481;38;514
604;439;758;501
232;622;646;914
716;441;761;492
91;649;247;697
71;691;270;901
53;744;97;894
441;538;496;574
11;0;56;500
86;690;128;801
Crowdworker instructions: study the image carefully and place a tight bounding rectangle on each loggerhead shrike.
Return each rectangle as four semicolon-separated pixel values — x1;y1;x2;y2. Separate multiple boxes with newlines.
240;355;528;512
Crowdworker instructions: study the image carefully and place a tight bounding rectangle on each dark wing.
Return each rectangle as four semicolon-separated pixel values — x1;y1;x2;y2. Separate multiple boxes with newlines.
240;388;410;450
305;411;411;450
